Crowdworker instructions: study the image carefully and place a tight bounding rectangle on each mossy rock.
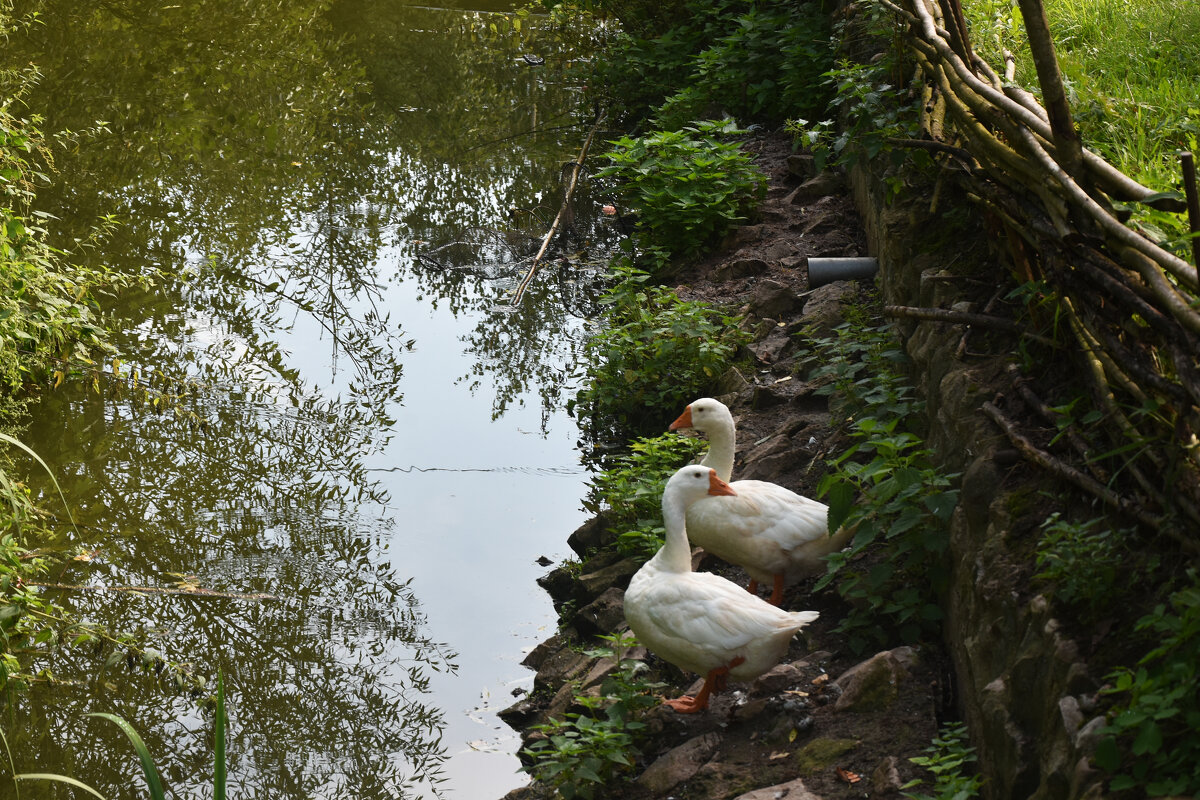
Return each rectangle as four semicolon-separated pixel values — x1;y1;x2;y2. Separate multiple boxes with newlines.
794;737;860;774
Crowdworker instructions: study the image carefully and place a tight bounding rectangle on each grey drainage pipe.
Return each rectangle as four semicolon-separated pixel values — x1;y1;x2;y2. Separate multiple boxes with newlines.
807;257;879;288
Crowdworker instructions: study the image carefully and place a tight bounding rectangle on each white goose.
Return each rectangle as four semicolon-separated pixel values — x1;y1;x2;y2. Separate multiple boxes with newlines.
669;398;853;605
624;465;820;713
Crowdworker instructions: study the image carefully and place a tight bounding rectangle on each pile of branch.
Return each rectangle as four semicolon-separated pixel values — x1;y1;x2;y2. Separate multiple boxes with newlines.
874;0;1200;543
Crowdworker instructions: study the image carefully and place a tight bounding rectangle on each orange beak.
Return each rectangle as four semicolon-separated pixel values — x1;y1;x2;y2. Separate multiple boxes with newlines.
669;406;693;431
707;470;737;497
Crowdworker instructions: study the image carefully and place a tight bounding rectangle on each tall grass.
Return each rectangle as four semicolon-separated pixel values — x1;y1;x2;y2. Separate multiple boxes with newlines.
965;0;1200;247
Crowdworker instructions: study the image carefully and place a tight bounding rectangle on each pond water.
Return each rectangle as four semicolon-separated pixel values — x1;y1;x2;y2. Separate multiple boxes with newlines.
4;1;614;796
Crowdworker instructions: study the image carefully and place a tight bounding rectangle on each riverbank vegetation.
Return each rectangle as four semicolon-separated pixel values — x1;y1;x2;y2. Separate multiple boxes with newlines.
545;0;1200;795
0;47;137;694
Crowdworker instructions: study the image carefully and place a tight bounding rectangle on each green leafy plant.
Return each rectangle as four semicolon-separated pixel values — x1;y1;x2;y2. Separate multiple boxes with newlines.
570;264;749;436
585;0;830;125
521;633;660;799
584;433;706;560
1094;572;1200;796
805;321;959;652
786;59;929;200
1034;512;1130;616
595;119;767;259
902;721;984;800
652;0;832;129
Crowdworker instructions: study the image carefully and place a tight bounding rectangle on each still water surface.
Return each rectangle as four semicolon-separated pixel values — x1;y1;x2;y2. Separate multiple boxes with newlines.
6;0;612;796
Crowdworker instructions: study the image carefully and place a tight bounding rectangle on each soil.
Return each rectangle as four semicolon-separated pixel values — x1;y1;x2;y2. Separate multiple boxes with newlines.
500;131;957;800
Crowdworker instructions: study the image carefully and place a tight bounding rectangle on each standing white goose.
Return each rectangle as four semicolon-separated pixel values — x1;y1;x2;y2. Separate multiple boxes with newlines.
669;397;853;605
624;464;820;713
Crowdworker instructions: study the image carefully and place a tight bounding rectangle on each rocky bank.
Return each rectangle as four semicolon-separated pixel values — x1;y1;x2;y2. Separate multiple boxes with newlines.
499;133;959;800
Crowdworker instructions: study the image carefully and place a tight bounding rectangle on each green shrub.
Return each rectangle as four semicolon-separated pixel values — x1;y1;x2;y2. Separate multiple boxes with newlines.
521;633;660;799
586;0;833;129
653;0;832;129
569;264;748;437
595;120;767;259
786;59;930;200
1034;512;1130;617
0;66;136;693
584;433;706;561
805;321;959;652
1095;572;1200;797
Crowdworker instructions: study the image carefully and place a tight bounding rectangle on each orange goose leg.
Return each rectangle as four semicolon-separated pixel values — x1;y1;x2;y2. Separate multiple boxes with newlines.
663;657;746;713
767;574;785;606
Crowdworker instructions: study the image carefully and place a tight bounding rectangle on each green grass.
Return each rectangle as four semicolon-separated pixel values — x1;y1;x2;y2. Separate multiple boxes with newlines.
965;0;1200;248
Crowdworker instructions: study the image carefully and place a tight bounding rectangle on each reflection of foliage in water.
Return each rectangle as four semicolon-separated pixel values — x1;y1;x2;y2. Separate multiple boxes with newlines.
0;0;605;795
14;372;456;796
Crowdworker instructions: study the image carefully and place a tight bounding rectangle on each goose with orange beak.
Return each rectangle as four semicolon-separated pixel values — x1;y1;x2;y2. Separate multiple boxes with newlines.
623;464;820;712
669;398;853;605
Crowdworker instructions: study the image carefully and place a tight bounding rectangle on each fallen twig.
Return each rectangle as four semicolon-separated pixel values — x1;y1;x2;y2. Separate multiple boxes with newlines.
511;110;605;305
883;304;1057;346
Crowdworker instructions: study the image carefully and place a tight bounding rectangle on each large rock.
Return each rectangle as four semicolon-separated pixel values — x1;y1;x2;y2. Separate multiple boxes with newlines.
749;278;804;319
576;555;641;599
637;732;723;793
573;586;626;637
833;649;912;712
567;513;614;556
734;777;822;800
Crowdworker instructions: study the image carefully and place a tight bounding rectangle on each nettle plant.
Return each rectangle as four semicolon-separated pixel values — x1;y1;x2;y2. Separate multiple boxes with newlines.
521;632;662;799
805;321;960;652
786;58;930;200
569;264;749;437
1034;512;1132;618
595;119;767;260
584;433;707;561
901;721;984;800
1095;571;1200;797
651;0;833;130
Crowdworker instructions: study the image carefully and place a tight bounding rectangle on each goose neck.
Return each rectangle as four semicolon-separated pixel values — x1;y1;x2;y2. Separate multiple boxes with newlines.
699;420;736;483
656;491;695;573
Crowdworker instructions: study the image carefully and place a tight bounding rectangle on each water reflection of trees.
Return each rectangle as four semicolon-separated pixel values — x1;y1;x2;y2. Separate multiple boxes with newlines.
2;0;610;795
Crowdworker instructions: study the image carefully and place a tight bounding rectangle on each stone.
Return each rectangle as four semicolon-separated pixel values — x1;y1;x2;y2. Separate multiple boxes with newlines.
786;153;817;180
739;449;802;481
749;278;803;319
534;565;576;605
871;755;903;794
497;696;540;729
577;556;641;598
833;649;910;712
732;224;770;245
566;513;614;556
500;782;554;800
798;280;855;336
763;239;798;262
785;170;848;204
733;776;822;800
717;257;771;280
751;662;804;695
573;586;626;637
744;433;792;463
637;731;723;793
521;633;566;671
748;325;794;365
531;645;592;694
717;365;753;395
